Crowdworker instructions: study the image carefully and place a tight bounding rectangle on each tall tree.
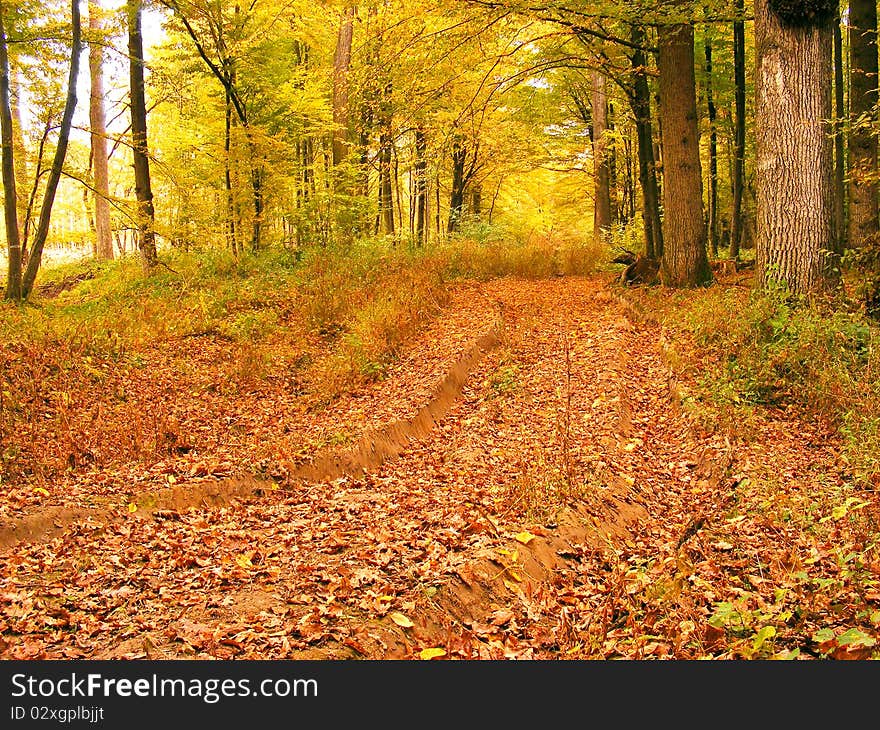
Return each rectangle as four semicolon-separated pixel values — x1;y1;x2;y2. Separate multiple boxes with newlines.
833;11;845;253
332;5;355;168
18;0;82;300
657;22;711;287
704;35;718;258
630;24;663;260
0;0;21;300
591;69;613;243
414;127;428;245
89;0;113;261
128;0;158;268
847;0;879;248
730;0;746;260
754;0;836;295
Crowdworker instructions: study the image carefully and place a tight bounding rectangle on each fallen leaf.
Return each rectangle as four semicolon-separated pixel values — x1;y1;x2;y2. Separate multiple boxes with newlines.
514;531;537;545
419;647;446;660
389;612;414;628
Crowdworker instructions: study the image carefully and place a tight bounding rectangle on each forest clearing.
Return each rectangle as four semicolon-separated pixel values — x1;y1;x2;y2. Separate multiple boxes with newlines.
0;0;879;669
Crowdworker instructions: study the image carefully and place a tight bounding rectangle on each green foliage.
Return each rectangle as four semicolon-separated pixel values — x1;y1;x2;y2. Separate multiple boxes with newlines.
652;282;880;488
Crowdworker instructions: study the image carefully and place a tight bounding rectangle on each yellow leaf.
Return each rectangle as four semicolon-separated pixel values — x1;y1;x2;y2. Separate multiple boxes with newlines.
235;553;254;570
378;595;395;602
506;569;522;582
419;648;446;660
502;578;520;592
33;487;50;497
514;531;537;545
128;503;138;513
389;612;414;628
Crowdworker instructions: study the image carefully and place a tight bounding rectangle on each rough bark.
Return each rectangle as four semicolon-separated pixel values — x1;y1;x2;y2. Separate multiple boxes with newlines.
730;0;746;259
89;0;113;261
755;0;836;295
127;0;158;268
657;23;712;287
847;0;879;248
0;0;21;300
591;70;612;243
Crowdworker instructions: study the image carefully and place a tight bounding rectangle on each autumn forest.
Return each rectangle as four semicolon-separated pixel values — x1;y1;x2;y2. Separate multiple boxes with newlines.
0;0;879;664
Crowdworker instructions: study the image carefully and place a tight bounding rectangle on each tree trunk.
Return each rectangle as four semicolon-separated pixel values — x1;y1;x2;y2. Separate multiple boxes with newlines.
332;6;354;168
704;36;718;258
657;22;712;287
225;88;237;254
630;25;663;259
754;0;836;295
730;0;746;259
833;14;846;253
448;138;466;233
591;70;612;244
378;132;394;235
414;127;427;245
10;68;27;249
20;0;81;299
0;0;21;300
127;0;158;268
89;0;113;261
847;0;879;248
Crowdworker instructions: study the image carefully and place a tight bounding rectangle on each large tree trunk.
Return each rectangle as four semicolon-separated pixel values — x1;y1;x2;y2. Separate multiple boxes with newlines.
704;36;718;258
331;6;354;168
730;0;746;259
127;0;158;268
847;0;879;248
630;25;663;260
20;0;81;299
591;70;612;244
0;0;21;300
89;0;113;261
657;23;711;287
755;0;836;295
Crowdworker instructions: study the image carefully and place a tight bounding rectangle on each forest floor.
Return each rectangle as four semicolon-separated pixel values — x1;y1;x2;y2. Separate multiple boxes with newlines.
1;272;878;660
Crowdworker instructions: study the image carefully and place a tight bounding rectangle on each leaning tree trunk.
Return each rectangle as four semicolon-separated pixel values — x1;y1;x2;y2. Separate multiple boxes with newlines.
21;0;81;299
657;22;712;287
847;0;879;248
89;0;113;261
591;70;613;244
127;0;158;268
755;0;836;295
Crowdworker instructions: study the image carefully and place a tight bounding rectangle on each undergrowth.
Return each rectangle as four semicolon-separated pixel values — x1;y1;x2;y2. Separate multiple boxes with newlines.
644;282;880;490
0;234;603;483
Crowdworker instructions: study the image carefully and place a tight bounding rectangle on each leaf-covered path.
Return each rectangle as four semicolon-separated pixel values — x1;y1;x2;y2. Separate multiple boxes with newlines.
1;276;874;659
